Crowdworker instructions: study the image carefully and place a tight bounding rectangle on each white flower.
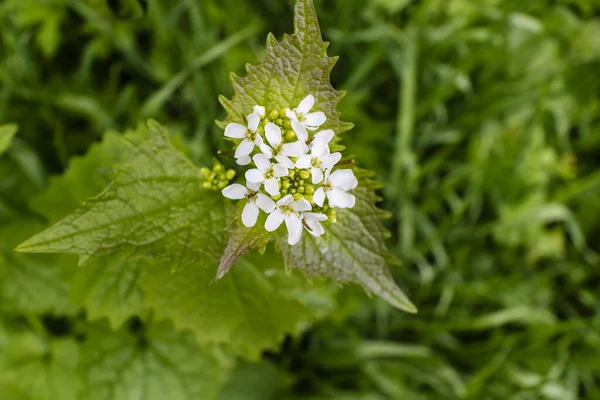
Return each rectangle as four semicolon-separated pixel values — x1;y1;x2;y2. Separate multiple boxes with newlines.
265;195;312;245
253;105;266;118
224;112;262;164
258;122;306;168
302;212;328;237
245;154;289;196
310;129;335;147
222;181;276;227
295;137;341;184
286;94;327;142
314;169;358;209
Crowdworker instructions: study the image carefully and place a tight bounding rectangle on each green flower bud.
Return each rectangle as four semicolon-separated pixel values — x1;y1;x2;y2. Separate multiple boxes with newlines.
226;169;236;180
272;193;282;201
275;118;284;126
298;187;305;194
299;170;310;180
257;126;265;135
305;185;315;194
269;110;279;120
327;208;337;223
203;181;212;189
213;163;224;173
217;181;228;189
283;120;291;129
290;188;297;194
289;170;296;178
282;180;291;189
293;193;304;201
200;167;211;178
285;130;296;141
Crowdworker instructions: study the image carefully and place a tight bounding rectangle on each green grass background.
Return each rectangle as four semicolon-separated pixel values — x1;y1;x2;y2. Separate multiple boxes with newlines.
2;0;600;398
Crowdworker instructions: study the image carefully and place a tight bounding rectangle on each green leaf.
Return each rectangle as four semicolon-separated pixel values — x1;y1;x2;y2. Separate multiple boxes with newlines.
16;120;226;269
0;327;80;400
0;124;18;156
79;321;232;400
218;0;353;134
278;175;417;313
139;251;313;360
71;256;146;330
0;221;78;315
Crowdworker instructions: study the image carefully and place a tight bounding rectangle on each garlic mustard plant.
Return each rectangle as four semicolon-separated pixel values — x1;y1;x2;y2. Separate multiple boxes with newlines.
221;94;358;245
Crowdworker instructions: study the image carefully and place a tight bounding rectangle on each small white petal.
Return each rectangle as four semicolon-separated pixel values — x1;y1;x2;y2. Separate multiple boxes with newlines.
304;112;326;128
296;94;315;114
304;212;328;221
311;137;328;158
275;155;295;169
245;169;264;183
281;141;305;157
247;181;261;191
265;209;284;232
273;164;289;178
259;142;273;158
264;177;279;196
315;129;335;144
304;213;327;236
313;187;325;207
285;215;303;245
242;202;259;227
253;153;272;172
234;138;255;158
291;198;312;212
236;155;251;166
256;193;276;213
222;184;249;200
285;109;297;120
224;123;247;139
278;194;294;206
295;155;312;169
347;194;356;208
247;113;260;132
311;167;324;184
291;120;308;142
265;123;282;148
327;188;352;208
321;152;342;170
253;105;265;117
329;169;358;190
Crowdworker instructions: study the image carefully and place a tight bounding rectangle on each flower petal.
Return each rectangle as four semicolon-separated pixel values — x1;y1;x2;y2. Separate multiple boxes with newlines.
347;194;356;208
304;213;326;236
236;155;251;166
265;209;284;232
247;112;260;132
285;215;303;245
253;105;265;117
242;202;259;227
278;194;294;206
327;188;352;208
291;120;308;142
224;123;247;139
321;152;342;170
259;142;273;159
245;169;264;183
246;181;261;191
329;169;358;190
311;137;328;158
315;129;335;144
281;141;305;158
273;164;289;178
285;109;297;121
291;198;311;212
253;153;272;172
275;155;295;169
313;187;325;207
311;167;324;184
304;212;328;222
256;193;276;213
265;122;282;147
296;94;315;114
295;155;311;169
304;112;326;128
221;184;249;200
234;138;254;158
264;177;280;196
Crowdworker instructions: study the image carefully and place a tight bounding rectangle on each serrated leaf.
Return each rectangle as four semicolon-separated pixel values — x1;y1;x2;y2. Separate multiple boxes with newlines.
0;329;80;400
0;124;18;156
17;120;227;269
139;251;313;360
278;182;417;313
71;256;145;330
218;0;352;134
79;321;232;400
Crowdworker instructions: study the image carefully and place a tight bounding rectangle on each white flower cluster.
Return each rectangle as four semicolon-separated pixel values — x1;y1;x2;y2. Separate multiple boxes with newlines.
221;94;358;245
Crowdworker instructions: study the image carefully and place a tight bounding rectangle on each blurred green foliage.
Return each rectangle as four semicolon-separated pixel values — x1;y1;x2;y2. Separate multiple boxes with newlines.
1;0;600;399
